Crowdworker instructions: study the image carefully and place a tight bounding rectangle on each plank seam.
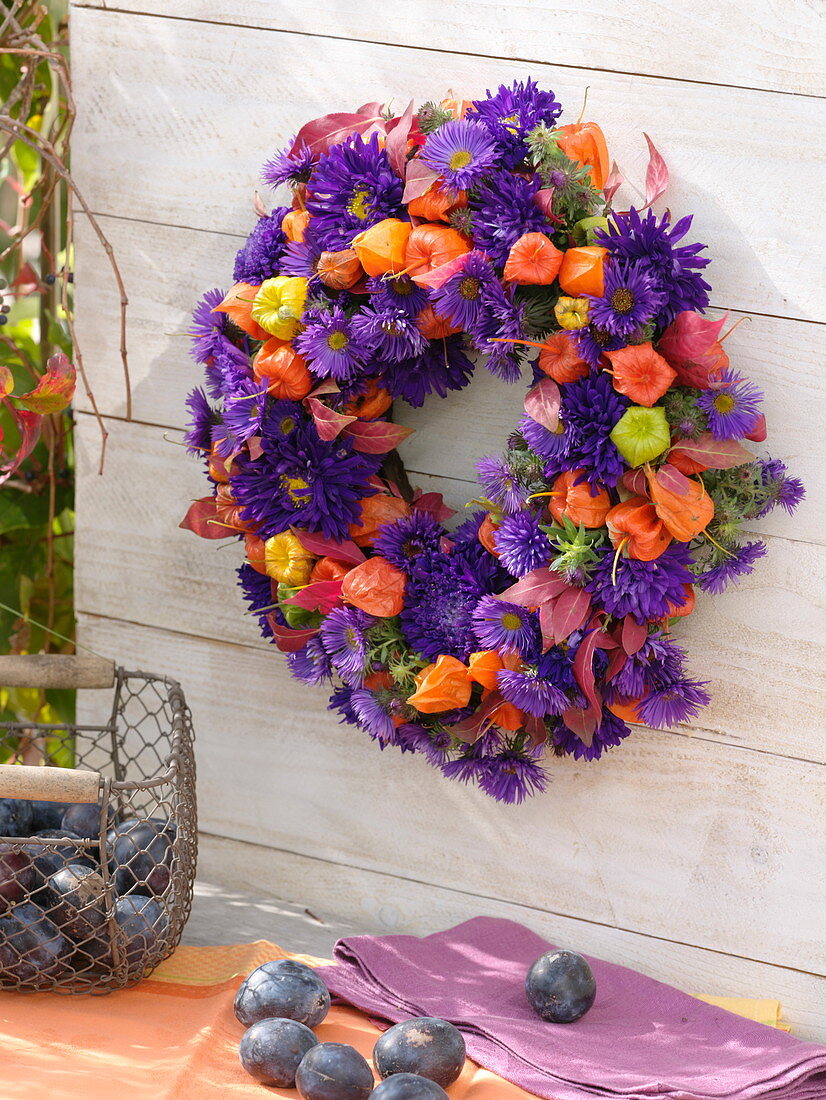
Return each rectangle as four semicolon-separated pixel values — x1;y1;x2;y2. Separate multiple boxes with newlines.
69;2;826;102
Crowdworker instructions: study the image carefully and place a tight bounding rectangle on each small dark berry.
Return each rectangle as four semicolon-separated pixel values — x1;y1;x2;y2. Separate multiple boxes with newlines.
44;274;56;285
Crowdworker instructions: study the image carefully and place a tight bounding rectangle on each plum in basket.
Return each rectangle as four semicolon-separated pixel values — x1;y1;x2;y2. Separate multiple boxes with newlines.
234;958;330;1028
28;800;71;831
0;799;33;838
108;818;177;895
47;863;107;942
295;1042;375;1100
239;1017;318;1087
369;1073;449;1098
0;846;34;911
0;901;72;983
525;949;596;1023
373;1018;465;1088
61;802;114;840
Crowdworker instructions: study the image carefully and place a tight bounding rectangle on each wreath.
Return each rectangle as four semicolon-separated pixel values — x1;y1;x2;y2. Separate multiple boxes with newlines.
181;80;804;803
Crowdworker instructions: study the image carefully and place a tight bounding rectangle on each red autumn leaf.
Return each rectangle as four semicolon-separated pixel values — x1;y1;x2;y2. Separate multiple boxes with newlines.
524;377;561;432
449;691;507;744
495;567;569;608
539;601;555;652
745;413;767;443
252;191;268;218
655;462;693;496
356;101;384;116
523;713;549;748
247;435;263;460
0;405;42;485
657;311;727;368
304;396;358;441
551;586;592;645
642;133;669;207
412;491;456;522
385;99;415;178
669;433;754;471
307;378;340;399
410;253;469;289
622;468;649;496
402;158;442;204
561;702;599;747
342;419;414;454
621;614;648;656
573;628;605;719
603;161;623;204
16;352;76;415
532;188;561;223
179;496;234;539
268;620;319;653
292;529;365;565
290;112;386;158
284;579;343;614
0;365;13;398
605;647;629;682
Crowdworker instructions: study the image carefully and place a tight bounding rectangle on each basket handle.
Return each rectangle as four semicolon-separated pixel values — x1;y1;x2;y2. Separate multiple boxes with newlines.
0;654;115;689
0;764;102;803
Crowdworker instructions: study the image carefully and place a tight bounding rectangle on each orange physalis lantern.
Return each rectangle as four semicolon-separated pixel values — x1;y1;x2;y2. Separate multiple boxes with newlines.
607;697;644;724
555;122;610;189
415;304;462;339
341;555;406;617
404;224;470;276
646;467;715;542
477;514;501;556
557;246;608;297
605;343;677;407
281;209;310;243
548;470;612;529
666;584;696;618
348;494;411;547
343;378;393;420
407;183;467;222
407;655;472;713
351;218;413;277
606;497;672;561
538;331;590;384
503;232;563;285
317;248;363;290
212;283;269;341
310;556;352;584
467;649;521;692
252;340;313;400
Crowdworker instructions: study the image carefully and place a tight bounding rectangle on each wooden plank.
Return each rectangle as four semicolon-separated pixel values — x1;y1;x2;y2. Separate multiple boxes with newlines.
76;612;826;977
72;215;824;546
70;0;826;98
195;833;826;1044
69;8;826;322
73;412;826;763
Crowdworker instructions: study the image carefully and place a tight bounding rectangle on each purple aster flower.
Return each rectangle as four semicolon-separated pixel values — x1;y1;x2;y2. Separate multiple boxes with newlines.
279;228;325;284
233;207;290;283
214;377;268;458
420;119;498;191
264;399;304;443
412;725;455;768
696;368;763;440
470;171;550;267
230;423;381;540
756;458;806;516
476;454;528;514
597;207;711;327
519;412;571;462
472;595;539;657
472;281;528;382
366;273;429;318
288;635;333;685
294;306;371;381
552;710;631;762
696;539;767;594
382;335;475;407
237;563;275;641
498;668;569;717
478;745;549;803
204;339;253;400
470;79;562;169
349;688;399;745
572;325;626;368
373;511;444;572
431;250;497;329
328;684;360;725
587;261;663;337
190;288;229;363
319;606;376;687
638;678;710;728
262;140;315;188
609;633;685;699
537;646;579;695
494;511;551;576
587;542;695;624
401;545;501;662
559;371;628;486
451;509;486;544
184;387;215;456
350;304;426;363
306;131;403;249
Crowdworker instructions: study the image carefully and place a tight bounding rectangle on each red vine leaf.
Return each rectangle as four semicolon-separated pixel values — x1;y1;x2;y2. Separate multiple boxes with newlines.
284;579;343;614
551;586;592;645
0;366;13;398
0;406;42;486
412;491;456;522
292;529;365;565
524;377;561;432
16;352;76;415
562;702;599;747
643;133;669;208
403;158;442;204
304;397;358;441
572;629;604;719
268;620;319;653
669;433;754;470
385;99;415;179
495;567;569;608
342;419;414;454
179;496;233;539
621;614;648;656
290;112;386;158
603;161;623;204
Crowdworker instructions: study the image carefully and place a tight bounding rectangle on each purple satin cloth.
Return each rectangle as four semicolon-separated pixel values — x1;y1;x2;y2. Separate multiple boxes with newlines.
316;917;826;1100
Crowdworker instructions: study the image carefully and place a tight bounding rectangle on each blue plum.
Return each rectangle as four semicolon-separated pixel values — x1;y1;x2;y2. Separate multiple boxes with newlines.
0;902;72;984
295;1042;375;1100
0;799;33;838
525;949;596;1023
373;1019;465;1088
28;800;71;831
114;894;168;970
369;1073;449;1098
0;846;35;911
61;802;114;840
234;959;330;1028
239;1018;318;1087
107;818;177;895
47;863;107;942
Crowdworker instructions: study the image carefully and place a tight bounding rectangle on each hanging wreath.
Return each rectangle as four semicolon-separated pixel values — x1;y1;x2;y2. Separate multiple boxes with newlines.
181;80;804;803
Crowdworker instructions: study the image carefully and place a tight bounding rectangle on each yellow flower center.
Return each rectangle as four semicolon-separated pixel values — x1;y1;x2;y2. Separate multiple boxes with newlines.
713;393;736;414
282;474;310;505
458;276;481;300
448;149;473;171
392;278;413;296
500;612;522;631
279;416;296;435
347;188;371;220
327;330;349;351
381;320;403;336
610;287;635;314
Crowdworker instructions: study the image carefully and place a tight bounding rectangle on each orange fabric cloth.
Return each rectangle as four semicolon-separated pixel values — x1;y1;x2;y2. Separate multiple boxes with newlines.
0;941;788;1098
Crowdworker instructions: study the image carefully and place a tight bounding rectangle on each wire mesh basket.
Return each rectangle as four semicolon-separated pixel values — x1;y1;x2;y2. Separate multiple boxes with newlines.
0;655;197;992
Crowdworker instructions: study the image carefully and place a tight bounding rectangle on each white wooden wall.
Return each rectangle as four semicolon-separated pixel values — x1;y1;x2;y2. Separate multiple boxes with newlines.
70;2;826;1040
